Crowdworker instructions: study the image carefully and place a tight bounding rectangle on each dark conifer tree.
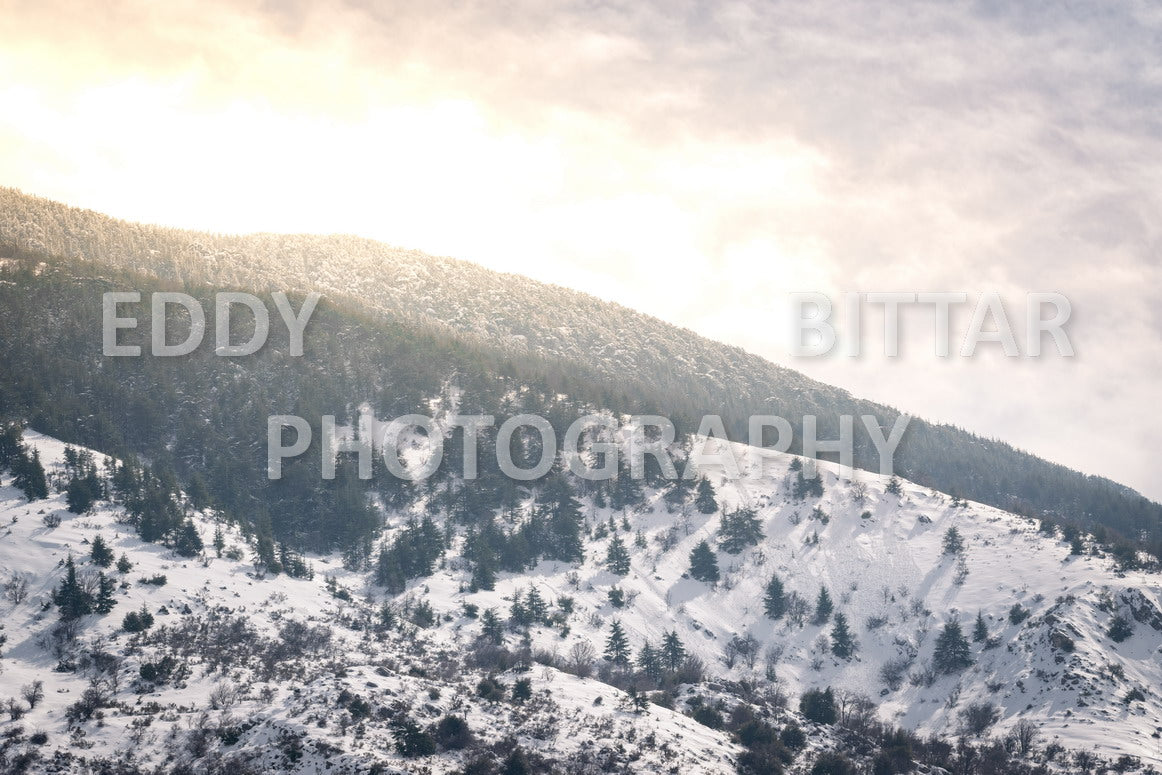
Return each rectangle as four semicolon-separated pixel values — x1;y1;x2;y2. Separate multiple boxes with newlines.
933;620;973;674
90;535;114;567
509;589;529;628
66;474;99;514
174;520;204;558
541;475;585;563
942;527;964;555
375;545;406;593
186;472;211;511
637;642;662;682
694;478;718;514
478;608;502;644
663;477;694;512
525;586;548;624
813;587;834;625
470;551;497;592
719;508;763;554
0;423;21;470
661;630;686;672
830;612;856;659
13;447;48;501
972;610;988;643
94;572;118;614
763;574;787;619
688;540;720;584
605;534;631;576
53;556;93;620
605;619;630;666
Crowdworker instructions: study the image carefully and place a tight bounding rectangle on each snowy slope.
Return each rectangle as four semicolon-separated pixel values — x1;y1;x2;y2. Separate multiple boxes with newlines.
0;432;739;774
2;430;1161;772
423;438;1162;765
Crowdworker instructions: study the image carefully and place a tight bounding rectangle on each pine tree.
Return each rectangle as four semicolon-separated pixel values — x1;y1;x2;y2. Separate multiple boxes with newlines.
605;619;630;666
90;535;114;567
830;612;856;659
122;604;154;633
799;687;837;724
509;589;529;627
813;586;834;625
610;460;645;511
525;586;548;624
116;554;133;574
933;620;973;674
174;520;204;557
212;525;226;558
886;476;902;496
763;574;787;619
663;477;694;512
0;423;21;470
694;478;718;514
53;556;93;620
13;448;48;501
688;540;720;584
605;534;631;575
94;572;118;614
480;608;504;644
637;642;662;682
375;544;406;593
793;469;825;501
972;610;988;643
470;555;497;592
543;476;585;563
1107;615;1133;643
661;630;686;672
66;476;98;514
186;473;211;511
718;508;763;554
793;471;807;501
942;526;964;555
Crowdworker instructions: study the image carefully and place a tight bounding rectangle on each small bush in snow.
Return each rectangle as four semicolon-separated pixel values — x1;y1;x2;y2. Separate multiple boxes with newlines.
959;702;1000;737
1107;615;1134;643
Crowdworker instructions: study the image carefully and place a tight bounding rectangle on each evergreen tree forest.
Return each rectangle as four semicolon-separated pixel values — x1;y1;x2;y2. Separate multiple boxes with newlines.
0;236;1159;567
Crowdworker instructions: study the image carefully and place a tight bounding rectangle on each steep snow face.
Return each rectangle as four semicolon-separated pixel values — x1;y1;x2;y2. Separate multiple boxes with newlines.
435;437;1162;765
2;431;1161;773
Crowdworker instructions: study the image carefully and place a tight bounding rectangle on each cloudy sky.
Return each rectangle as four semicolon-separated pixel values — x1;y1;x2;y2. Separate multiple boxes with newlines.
2;0;1160;500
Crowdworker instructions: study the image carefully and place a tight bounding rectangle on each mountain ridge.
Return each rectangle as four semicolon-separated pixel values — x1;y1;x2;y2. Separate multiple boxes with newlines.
2;186;1159;563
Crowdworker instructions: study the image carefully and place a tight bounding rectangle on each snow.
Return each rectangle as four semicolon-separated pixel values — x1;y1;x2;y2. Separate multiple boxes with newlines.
2;430;1160;771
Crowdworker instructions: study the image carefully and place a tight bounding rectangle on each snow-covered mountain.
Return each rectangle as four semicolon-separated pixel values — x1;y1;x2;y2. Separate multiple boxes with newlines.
3;185;1161;561
3;431;1159;773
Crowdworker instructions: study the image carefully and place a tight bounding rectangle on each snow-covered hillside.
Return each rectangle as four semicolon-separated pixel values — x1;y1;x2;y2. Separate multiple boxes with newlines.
0;432;739;774
438;437;1162;765
2;430;1160;773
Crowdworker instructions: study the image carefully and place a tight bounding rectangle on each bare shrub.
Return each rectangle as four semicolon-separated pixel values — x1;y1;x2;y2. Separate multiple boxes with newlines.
908;662;938;689
208;681;239;710
566;641;596;678
879;656;912;691
5;698;26;721
3;573;29;605
960;702;1000;737
21;681;44;710
1011;719;1040;756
